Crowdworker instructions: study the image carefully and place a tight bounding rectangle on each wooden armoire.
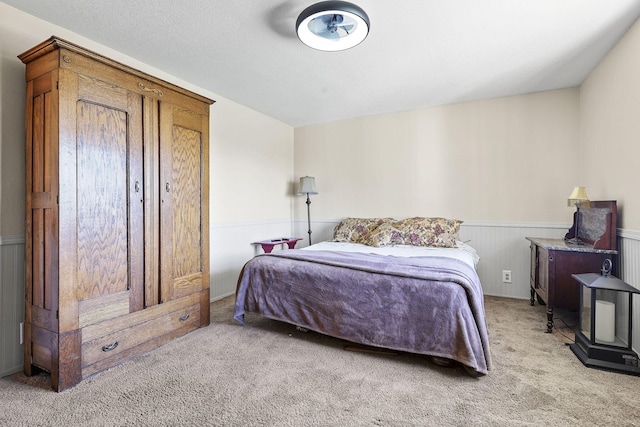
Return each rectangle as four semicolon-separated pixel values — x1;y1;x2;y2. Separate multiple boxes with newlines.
19;36;213;391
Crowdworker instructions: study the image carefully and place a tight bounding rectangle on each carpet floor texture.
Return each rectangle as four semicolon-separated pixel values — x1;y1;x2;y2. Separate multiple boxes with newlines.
1;295;638;426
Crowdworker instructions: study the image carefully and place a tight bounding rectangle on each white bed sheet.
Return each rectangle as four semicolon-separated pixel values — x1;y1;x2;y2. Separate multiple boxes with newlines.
300;240;479;269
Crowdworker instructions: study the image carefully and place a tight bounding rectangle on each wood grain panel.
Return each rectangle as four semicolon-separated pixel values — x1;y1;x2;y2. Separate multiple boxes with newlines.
32;94;44;192
81;292;200;342
126;91;145;313
143;96;160;307
31;209;44;308
77;73;128;110
30;325;55;372
78;291;130;328
82;315;199;378
76;101;129;300
30;306;55;329
198;111;210;327
172;272;203;300
31;342;52;372
159;103;206;303
171;125;202;279
81;303;199;368
57;67;79;334
31;92;45;309
38;41;214;108
24;78;35;342
57;329;82;391
28;80;57;318
23;49;58;82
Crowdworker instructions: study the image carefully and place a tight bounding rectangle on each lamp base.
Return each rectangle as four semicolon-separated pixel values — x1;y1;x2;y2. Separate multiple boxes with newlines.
571;333;640;376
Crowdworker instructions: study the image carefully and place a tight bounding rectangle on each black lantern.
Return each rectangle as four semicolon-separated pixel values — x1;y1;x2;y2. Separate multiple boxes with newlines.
570;262;640;376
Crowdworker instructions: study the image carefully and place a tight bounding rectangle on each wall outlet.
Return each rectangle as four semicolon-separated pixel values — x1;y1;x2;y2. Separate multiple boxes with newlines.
502;270;512;283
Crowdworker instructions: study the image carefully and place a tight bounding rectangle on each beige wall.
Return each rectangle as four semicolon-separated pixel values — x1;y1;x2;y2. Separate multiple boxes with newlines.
211;100;293;223
0;3;294;236
580;17;640;231
4;2;636;233
295;88;580;224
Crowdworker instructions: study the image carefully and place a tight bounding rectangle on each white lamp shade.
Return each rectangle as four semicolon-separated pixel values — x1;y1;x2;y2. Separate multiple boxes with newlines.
298;176;318;195
567;186;589;207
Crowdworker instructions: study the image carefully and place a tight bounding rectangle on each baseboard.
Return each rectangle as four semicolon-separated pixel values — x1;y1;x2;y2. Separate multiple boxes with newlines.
0;235;25;245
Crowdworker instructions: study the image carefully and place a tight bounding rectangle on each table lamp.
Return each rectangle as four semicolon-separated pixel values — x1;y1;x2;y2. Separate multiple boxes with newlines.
566;186;589;245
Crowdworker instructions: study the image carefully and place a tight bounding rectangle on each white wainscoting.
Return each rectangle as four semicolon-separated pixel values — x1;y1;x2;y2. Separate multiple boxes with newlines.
296;219;571;300
0;235;25;378
210;220;297;301
618;230;640;355
3;225;639;377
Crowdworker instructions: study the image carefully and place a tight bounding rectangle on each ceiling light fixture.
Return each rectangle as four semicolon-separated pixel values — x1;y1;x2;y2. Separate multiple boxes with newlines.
296;1;370;51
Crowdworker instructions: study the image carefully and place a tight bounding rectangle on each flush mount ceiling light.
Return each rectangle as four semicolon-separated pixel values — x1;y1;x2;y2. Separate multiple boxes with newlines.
296;1;370;51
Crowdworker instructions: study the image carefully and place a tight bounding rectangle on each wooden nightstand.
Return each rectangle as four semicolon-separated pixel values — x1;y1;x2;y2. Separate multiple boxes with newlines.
253;238;302;253
527;200;618;333
527;237;617;333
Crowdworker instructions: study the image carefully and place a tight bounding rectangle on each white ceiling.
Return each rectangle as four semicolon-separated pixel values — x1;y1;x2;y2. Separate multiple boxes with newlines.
4;0;640;127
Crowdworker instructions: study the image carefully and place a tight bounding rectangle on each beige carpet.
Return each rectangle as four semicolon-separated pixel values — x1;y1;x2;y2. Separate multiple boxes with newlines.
1;295;638;426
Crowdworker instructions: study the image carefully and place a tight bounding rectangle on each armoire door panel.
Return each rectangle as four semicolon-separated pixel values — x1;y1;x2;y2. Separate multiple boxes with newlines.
75;101;130;300
159;103;205;303
73;76;145;311
170;125;203;278
26;74;58;332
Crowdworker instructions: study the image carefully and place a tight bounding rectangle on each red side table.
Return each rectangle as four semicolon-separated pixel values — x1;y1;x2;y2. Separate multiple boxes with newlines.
253;238;302;253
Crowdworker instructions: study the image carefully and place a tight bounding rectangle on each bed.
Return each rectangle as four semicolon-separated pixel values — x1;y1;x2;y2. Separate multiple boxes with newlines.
233;217;492;376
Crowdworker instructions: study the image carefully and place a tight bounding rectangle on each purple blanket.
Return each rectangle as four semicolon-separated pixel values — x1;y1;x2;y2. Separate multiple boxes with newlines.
234;250;492;375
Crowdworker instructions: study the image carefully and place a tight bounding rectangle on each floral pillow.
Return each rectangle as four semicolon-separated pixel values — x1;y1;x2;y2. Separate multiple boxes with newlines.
392;217;462;248
358;223;405;247
332;218;393;243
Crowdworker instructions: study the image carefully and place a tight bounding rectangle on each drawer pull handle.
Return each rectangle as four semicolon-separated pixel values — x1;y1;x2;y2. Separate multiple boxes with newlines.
179;314;190;321
102;341;119;352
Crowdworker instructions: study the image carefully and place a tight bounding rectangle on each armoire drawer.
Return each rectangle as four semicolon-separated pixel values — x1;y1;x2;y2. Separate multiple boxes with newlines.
81;302;200;377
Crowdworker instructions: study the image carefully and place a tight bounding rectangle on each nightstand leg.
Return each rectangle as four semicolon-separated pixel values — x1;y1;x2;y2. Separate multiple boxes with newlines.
530;288;535;306
546;307;554;333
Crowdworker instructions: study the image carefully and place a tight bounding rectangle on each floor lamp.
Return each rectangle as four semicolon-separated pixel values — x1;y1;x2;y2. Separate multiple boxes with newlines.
298;176;318;245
